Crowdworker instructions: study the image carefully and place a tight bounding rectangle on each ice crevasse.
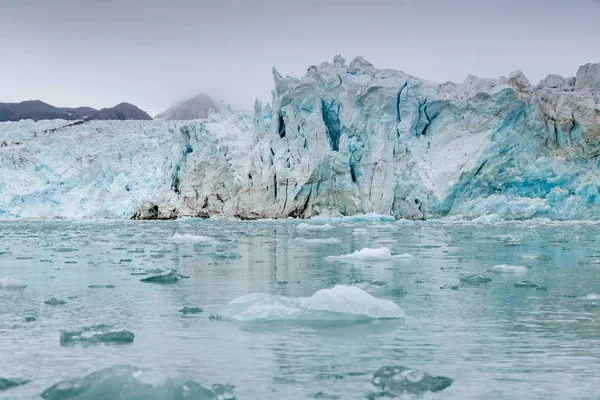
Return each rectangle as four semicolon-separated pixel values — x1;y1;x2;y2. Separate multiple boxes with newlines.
1;57;600;220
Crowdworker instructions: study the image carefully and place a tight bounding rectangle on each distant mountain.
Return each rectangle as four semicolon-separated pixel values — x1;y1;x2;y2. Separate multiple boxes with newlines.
0;100;96;122
155;93;218;120
0;100;152;122
85;103;152;121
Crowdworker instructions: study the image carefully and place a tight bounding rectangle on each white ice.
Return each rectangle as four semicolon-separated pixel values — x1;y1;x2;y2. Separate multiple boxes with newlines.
327;247;412;261
218;285;404;321
487;264;529;274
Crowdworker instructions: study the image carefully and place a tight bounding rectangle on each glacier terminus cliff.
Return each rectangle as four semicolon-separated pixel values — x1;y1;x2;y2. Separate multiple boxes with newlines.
1;57;599;220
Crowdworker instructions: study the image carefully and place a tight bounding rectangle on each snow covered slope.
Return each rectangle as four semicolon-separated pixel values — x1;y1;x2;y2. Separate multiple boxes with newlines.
1;57;599;220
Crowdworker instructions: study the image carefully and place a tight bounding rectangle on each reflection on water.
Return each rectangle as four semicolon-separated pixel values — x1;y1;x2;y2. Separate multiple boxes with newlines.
1;219;600;399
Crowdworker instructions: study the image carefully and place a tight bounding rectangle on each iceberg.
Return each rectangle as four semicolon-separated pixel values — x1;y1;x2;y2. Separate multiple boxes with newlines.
371;366;452;395
296;223;333;231
0;377;29;392
488;264;529;274
216;285;404;321
1;58;600;220
60;328;135;346
297;237;341;244
171;233;219;244
40;365;234;400
0;278;27;289
326;247;412;261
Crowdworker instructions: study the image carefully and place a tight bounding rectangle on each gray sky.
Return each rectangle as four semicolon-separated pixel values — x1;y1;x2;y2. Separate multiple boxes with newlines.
1;0;598;116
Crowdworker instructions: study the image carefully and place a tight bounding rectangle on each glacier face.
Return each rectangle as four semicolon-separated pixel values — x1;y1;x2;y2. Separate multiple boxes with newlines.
0;120;183;218
1;57;599;220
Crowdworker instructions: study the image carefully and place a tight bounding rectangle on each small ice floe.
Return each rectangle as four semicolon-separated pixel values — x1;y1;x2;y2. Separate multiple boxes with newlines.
140;272;180;284
326;247;412;262
371;366;452;395
459;274;492;285
45;298;66;306
578;293;600;301
513;281;538;288
207;252;242;259
179;307;203;315
518;254;551;261
471;214;503;224
297;238;341;244
0;377;29;392
88;285;116;289
40;365;235;399
296;223;333;231
0;278;27;289
216;285;404;322
487;264;529;274
60;325;134;346
171;233;219;245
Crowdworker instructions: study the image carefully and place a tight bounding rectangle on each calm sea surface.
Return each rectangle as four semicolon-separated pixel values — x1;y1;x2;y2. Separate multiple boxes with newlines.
1;218;600;399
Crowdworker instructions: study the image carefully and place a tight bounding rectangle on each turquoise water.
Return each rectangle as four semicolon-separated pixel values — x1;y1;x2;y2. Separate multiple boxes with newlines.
2;219;600;399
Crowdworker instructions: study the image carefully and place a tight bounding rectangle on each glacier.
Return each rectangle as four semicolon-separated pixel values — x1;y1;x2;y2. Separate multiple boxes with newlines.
1;57;599;220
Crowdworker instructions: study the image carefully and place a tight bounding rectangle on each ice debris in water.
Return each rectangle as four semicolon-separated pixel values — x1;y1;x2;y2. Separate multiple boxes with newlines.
518;254;552;260
580;293;600;300
488;264;529;273
440;285;460;291
327;247;412;261
140;272;180;284
217;285;404;321
0;278;27;289
40;365;235;400
45;298;67;306
296;223;333;231
459;274;492;285
371;366;452;395
60;326;135;346
88;285;116;289
171;233;219;244
179;307;203;314
0;377;29;392
514;281;538;288
207;252;242;259
471;214;504;223
298;238;341;244
310;213;396;223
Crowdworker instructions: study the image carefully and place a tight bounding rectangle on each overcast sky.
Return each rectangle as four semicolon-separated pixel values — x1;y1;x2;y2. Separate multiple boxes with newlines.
1;0;598;116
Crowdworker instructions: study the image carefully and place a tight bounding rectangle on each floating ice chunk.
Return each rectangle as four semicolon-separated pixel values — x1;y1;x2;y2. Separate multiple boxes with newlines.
371;366;452;394
40;365;233;400
310;213;396;223
179;307;203;314
45;298;66;306
88;285;116;289
471;214;503;223
440;285;460;290
518;254;552;260
459;274;492;285
217;285;404;321
171;233;219;244
579;293;600;300
327;247;412;261
514;281;538;288
0;278;27;289
296;223;333;231
60;328;134;346
298;238;341;244
207;252;242;259
0;377;29;392
140;273;179;284
488;264;529;274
